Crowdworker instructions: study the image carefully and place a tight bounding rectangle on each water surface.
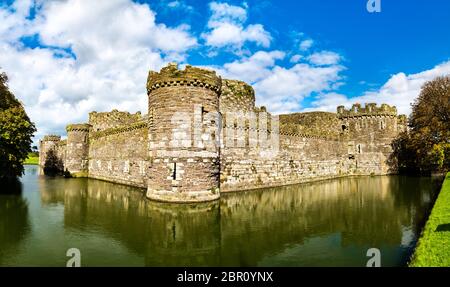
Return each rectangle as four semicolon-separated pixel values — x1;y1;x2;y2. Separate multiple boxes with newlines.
0;165;442;266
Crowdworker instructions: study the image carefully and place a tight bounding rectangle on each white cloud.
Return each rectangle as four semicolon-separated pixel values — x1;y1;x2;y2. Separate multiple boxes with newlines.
0;2;35;43
308;51;341;66
307;60;450;115
254;63;345;113
290;54;303;63
202;1;271;52
208;2;247;23
218;50;285;83
209;50;345;114
0;0;197;142
167;1;194;11
299;39;313;51
36;0;197;56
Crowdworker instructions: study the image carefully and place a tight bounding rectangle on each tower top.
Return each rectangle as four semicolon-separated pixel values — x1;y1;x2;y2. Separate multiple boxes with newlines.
146;63;222;94
42;135;61;141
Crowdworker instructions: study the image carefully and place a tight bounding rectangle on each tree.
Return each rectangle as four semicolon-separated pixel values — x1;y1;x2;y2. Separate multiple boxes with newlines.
0;71;36;181
43;149;64;176
392;75;450;174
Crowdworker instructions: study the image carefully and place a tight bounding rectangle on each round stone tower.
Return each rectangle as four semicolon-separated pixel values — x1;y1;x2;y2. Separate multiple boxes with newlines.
146;63;222;203
65;123;90;177
39;135;62;174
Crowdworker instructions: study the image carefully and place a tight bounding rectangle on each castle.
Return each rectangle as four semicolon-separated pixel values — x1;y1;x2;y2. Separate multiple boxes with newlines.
39;63;407;203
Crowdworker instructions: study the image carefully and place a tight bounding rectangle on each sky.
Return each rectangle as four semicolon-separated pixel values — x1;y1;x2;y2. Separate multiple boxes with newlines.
1;0;450;142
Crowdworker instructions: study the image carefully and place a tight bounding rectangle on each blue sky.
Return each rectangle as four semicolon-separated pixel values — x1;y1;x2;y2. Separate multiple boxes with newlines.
1;0;450;140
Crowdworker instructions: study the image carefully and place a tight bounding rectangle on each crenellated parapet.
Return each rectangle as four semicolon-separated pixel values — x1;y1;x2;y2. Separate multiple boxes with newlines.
90;120;147;140
337;103;397;118
66;123;91;132
147;63;222;94
89;110;143;132
42;135;61;142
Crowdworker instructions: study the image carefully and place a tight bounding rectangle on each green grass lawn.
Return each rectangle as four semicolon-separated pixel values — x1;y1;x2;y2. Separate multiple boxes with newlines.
410;172;450;267
24;153;39;165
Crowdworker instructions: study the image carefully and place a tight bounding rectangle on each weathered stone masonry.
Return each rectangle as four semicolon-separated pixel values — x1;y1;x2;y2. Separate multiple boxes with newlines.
39;63;407;203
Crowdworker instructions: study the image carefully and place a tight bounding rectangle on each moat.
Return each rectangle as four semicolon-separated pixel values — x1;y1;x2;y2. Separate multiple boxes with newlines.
0;165;442;267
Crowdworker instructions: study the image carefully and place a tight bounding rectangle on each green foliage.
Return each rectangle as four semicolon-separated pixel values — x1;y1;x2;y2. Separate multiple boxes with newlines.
391;76;450;174
24;153;39;165
410;173;450;267
0;71;36;180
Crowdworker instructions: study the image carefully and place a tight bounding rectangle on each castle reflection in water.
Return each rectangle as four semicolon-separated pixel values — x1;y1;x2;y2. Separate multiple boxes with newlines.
35;172;438;267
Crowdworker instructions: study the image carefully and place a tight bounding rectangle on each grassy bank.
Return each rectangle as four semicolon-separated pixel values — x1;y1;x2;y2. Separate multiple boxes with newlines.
410;172;450;267
23;153;39;165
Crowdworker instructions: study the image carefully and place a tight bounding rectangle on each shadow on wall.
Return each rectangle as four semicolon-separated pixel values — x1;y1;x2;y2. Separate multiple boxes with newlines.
43;149;64;176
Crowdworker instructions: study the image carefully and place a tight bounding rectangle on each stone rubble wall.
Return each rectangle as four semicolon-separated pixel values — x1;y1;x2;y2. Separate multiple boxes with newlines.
88;121;148;188
56;140;67;166
279;111;341;139
220;129;352;191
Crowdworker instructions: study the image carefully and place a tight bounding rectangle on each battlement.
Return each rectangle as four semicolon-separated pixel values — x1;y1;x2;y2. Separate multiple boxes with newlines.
89;109;142;132
90;120;147;140
66;123;91;132
337;103;397;118
42;135;61;141
147;63;222;94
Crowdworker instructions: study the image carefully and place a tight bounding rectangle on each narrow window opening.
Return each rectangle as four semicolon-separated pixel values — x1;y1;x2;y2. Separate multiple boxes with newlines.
172;162;177;180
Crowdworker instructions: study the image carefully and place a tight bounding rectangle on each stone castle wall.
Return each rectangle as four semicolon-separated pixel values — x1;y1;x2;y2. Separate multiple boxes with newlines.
220;132;350;192
88;120;148;188
39;63;406;203
279;112;341;138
